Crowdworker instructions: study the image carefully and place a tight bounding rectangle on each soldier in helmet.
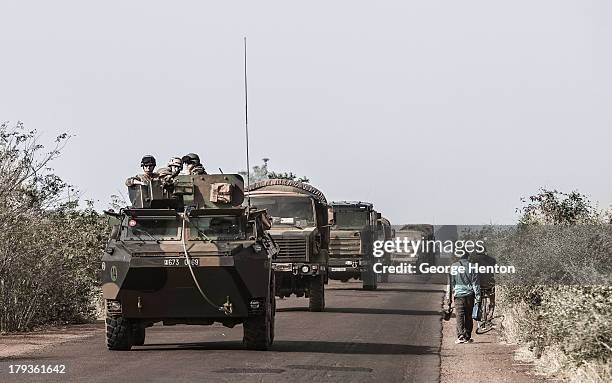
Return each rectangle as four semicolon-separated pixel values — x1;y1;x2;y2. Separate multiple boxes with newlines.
125;155;159;186
157;157;184;184
181;153;207;175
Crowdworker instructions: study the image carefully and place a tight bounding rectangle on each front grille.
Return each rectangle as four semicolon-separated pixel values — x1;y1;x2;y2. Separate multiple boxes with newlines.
272;237;308;261
329;237;361;257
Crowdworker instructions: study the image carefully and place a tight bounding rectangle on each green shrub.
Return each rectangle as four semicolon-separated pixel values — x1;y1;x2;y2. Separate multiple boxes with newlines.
0;122;108;332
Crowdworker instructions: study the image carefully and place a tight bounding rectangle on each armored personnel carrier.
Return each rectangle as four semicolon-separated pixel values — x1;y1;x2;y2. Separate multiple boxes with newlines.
101;174;277;351
246;179;329;311
328;201;380;290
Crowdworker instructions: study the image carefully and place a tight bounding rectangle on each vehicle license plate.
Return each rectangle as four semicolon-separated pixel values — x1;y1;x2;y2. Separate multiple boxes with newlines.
163;258;199;266
273;263;293;271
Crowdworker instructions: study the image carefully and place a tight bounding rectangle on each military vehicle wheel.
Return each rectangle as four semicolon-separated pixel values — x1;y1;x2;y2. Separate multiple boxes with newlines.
243;276;274;350
363;275;378;290
132;322;146;346
363;269;378;290
270;274;276;343
308;275;325;312
380;273;389;283
106;317;132;351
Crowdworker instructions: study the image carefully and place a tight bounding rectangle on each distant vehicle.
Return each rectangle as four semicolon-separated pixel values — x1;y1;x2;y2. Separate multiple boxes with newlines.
101;174;278;351
328;201;381;290
246;179;330;312
393;224;436;269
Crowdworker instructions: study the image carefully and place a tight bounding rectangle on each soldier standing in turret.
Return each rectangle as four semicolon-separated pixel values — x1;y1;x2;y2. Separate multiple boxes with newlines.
181;153;207;175
125;155;159;186
157;157;184;184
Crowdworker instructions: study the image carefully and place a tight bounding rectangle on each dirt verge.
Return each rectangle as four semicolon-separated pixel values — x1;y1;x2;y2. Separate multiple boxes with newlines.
440;315;551;383
0;323;102;359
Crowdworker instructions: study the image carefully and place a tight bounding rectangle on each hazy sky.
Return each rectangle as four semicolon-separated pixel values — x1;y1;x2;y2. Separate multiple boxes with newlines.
1;1;610;224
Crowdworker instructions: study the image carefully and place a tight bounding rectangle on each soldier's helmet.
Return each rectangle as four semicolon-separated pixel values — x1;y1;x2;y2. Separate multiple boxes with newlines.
182;153;201;165
140;155;156;167
167;157;183;167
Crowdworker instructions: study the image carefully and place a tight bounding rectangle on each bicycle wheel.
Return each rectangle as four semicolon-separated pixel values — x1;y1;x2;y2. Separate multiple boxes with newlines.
476;297;491;334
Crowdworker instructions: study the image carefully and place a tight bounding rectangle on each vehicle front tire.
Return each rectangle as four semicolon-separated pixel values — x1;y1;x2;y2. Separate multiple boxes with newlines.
308;275;325;312
243;275;274;350
106;316;132;351
380;273;389;283
362;269;378;290
363;283;377;290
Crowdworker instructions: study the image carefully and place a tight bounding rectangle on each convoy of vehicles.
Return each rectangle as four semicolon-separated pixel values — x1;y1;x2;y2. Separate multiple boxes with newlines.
101;170;424;351
246;179;330;311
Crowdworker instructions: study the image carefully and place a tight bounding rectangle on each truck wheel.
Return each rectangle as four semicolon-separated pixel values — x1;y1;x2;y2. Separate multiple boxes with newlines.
270;274;276;343
363;275;378;290
380;273;389;283
243;276;274;350
308;275;325;312
363;269;378;290
106;316;132;351
363;283;377;290
132;322;146;346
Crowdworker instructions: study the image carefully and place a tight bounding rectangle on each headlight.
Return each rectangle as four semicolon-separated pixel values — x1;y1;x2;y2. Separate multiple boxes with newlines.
252;244;263;252
301;265;310;273
106;299;122;314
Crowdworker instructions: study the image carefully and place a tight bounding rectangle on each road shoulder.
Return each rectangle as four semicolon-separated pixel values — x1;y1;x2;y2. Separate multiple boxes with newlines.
440;316;548;383
0;323;102;359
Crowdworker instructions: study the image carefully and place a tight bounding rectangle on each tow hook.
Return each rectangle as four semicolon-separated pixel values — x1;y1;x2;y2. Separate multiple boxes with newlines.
222;296;233;315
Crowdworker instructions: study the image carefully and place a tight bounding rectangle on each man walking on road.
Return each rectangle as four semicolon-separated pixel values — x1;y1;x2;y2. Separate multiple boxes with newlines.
445;254;481;344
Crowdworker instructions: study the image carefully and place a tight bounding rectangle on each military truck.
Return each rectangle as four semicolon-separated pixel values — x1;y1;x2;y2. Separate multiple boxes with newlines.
393;224;436;269
328;201;380;290
246;179;329;311
101;174;278;351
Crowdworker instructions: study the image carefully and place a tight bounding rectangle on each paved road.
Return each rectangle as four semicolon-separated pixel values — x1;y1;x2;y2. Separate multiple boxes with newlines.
1;275;445;383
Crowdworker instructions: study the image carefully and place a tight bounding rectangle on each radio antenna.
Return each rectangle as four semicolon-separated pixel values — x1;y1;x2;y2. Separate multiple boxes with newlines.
243;37;251;208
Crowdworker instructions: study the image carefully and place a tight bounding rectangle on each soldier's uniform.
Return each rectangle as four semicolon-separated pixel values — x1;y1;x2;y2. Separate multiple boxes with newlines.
155;157;184;186
126;155;159;186
156;167;173;181
189;164;207;175
125;172;160;187
181;153;208;175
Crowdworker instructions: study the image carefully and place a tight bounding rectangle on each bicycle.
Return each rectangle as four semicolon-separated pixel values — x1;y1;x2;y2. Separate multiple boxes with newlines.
476;287;502;334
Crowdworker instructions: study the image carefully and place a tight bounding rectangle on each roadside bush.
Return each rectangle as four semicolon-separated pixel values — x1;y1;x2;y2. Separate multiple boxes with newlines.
0;122;108;333
492;189;612;382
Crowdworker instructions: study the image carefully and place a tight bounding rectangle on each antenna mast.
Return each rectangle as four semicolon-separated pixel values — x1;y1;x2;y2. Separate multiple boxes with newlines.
243;37;251;207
